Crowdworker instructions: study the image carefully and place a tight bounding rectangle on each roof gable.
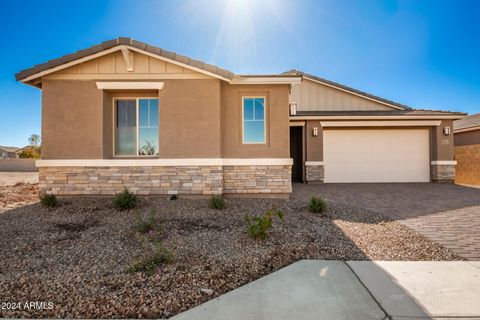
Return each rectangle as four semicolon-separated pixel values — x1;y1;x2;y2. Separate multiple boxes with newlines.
286;70;411;111
16;37;234;85
44;50;212;80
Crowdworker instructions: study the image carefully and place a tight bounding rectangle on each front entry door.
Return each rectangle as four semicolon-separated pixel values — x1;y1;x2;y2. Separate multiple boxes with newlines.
290;126;303;182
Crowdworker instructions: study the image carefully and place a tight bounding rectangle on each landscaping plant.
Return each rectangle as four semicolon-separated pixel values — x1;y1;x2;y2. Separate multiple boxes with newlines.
40;193;58;207
308;196;327;214
135;210;158;233
113;188;138;210
128;242;173;276
208;195;225;210
244;208;284;240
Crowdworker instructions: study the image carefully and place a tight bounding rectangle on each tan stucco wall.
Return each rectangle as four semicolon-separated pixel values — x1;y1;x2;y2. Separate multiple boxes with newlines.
431;120;454;160
220;83;290;158
41;79;290;160
159;79;222;158
42;80;103;159
306;120;323;161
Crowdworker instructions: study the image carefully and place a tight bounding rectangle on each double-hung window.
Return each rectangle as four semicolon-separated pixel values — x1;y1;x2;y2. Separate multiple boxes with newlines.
242;97;266;144
115;98;159;156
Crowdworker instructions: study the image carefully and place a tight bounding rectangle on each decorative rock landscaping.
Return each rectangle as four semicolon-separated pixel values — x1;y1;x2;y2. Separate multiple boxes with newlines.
0;188;460;318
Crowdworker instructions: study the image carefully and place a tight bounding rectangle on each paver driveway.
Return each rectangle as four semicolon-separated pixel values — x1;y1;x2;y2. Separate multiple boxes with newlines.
293;183;480;260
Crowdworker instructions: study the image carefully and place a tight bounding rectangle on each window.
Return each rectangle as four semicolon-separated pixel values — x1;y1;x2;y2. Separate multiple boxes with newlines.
115;98;159;156
242;97;266;144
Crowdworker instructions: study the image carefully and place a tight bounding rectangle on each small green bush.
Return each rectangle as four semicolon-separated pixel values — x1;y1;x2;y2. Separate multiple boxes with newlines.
135;210;157;233
308;196;327;214
128;242;173;276
40;194;58;207
208;196;225;210
113;188;137;210
244;208;284;240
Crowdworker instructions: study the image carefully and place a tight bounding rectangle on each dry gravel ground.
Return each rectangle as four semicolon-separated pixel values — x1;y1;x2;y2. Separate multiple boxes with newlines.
0;193;461;319
0;182;38;212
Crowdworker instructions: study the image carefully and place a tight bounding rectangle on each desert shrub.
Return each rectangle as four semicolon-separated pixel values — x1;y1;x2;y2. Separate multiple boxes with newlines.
40;193;58;207
308;196;327;214
208;196;225;210
113;188;137;210
135;210;157;233
244;208;284;240
18;146;41;159
128;242;173;276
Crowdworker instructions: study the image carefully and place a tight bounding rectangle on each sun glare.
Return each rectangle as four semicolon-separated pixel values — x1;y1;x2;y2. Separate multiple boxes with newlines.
176;0;299;72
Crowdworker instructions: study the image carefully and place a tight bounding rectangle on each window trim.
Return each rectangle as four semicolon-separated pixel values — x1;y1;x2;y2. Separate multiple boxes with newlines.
112;97;159;158
241;96;267;144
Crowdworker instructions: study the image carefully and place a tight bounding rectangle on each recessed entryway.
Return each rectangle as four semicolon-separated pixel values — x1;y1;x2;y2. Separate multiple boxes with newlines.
289;126;303;182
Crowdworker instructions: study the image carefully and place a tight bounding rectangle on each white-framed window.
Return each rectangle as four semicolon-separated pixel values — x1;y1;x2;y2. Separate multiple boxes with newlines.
114;98;159;156
242;96;266;144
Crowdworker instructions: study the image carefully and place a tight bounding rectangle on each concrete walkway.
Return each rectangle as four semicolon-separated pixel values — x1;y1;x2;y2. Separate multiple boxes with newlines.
172;260;480;320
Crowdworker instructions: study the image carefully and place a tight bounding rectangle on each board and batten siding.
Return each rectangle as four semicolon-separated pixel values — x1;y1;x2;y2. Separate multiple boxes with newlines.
43;51;210;80
290;78;394;111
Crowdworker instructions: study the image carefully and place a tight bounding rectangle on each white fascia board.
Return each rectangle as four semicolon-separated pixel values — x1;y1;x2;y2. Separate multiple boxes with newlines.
96;82;164;90
36;158;293;167
319;120;442;127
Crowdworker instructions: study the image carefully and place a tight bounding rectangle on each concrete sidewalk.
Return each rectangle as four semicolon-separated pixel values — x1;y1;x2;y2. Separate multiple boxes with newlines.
172;260;480;320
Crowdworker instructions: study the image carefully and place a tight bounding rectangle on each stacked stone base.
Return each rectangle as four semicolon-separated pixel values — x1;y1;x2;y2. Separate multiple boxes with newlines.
39;165;291;196
306;164;324;183
431;164;456;182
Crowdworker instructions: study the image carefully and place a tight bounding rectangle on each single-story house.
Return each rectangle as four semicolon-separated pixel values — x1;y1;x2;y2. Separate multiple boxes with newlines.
0;146;20;159
15;38;465;196
453;113;480;186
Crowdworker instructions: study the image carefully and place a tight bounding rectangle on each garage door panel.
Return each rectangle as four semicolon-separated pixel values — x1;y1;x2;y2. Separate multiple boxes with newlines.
324;129;430;183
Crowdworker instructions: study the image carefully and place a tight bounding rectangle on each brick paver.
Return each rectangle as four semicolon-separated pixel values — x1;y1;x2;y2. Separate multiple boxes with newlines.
293;183;480;260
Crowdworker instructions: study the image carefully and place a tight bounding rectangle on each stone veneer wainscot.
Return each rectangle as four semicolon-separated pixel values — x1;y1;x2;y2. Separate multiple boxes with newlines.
39;163;292;196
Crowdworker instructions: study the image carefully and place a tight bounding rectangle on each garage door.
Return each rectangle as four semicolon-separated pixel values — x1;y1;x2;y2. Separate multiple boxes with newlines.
323;129;430;183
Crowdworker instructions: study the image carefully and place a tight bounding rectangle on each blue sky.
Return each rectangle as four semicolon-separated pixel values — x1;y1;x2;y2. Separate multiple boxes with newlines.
1;0;479;147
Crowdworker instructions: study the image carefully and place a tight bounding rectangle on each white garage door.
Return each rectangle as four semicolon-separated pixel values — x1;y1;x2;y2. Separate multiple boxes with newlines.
323;129;430;183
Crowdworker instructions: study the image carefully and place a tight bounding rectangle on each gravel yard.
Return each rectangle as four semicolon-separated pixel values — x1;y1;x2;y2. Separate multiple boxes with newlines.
0;192;461;318
0;182;38;212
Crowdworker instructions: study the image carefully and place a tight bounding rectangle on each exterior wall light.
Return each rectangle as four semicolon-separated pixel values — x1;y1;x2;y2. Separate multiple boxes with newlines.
289;102;297;116
312;127;318;137
443;126;451;136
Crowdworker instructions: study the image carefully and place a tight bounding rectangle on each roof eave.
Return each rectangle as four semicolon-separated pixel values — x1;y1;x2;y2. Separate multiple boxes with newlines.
15;38;235;85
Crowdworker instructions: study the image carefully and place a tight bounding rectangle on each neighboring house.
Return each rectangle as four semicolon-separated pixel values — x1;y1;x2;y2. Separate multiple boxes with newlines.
0;146;20;159
15;38;465;196
453;113;480;186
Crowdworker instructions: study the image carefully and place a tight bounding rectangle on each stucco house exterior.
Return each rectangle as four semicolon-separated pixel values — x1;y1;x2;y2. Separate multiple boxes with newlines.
0;146;20;159
454;113;480;186
15;38;465;196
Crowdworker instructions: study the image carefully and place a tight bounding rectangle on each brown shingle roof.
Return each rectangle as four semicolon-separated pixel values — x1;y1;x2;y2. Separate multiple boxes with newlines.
454;113;480;130
15;37;235;82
